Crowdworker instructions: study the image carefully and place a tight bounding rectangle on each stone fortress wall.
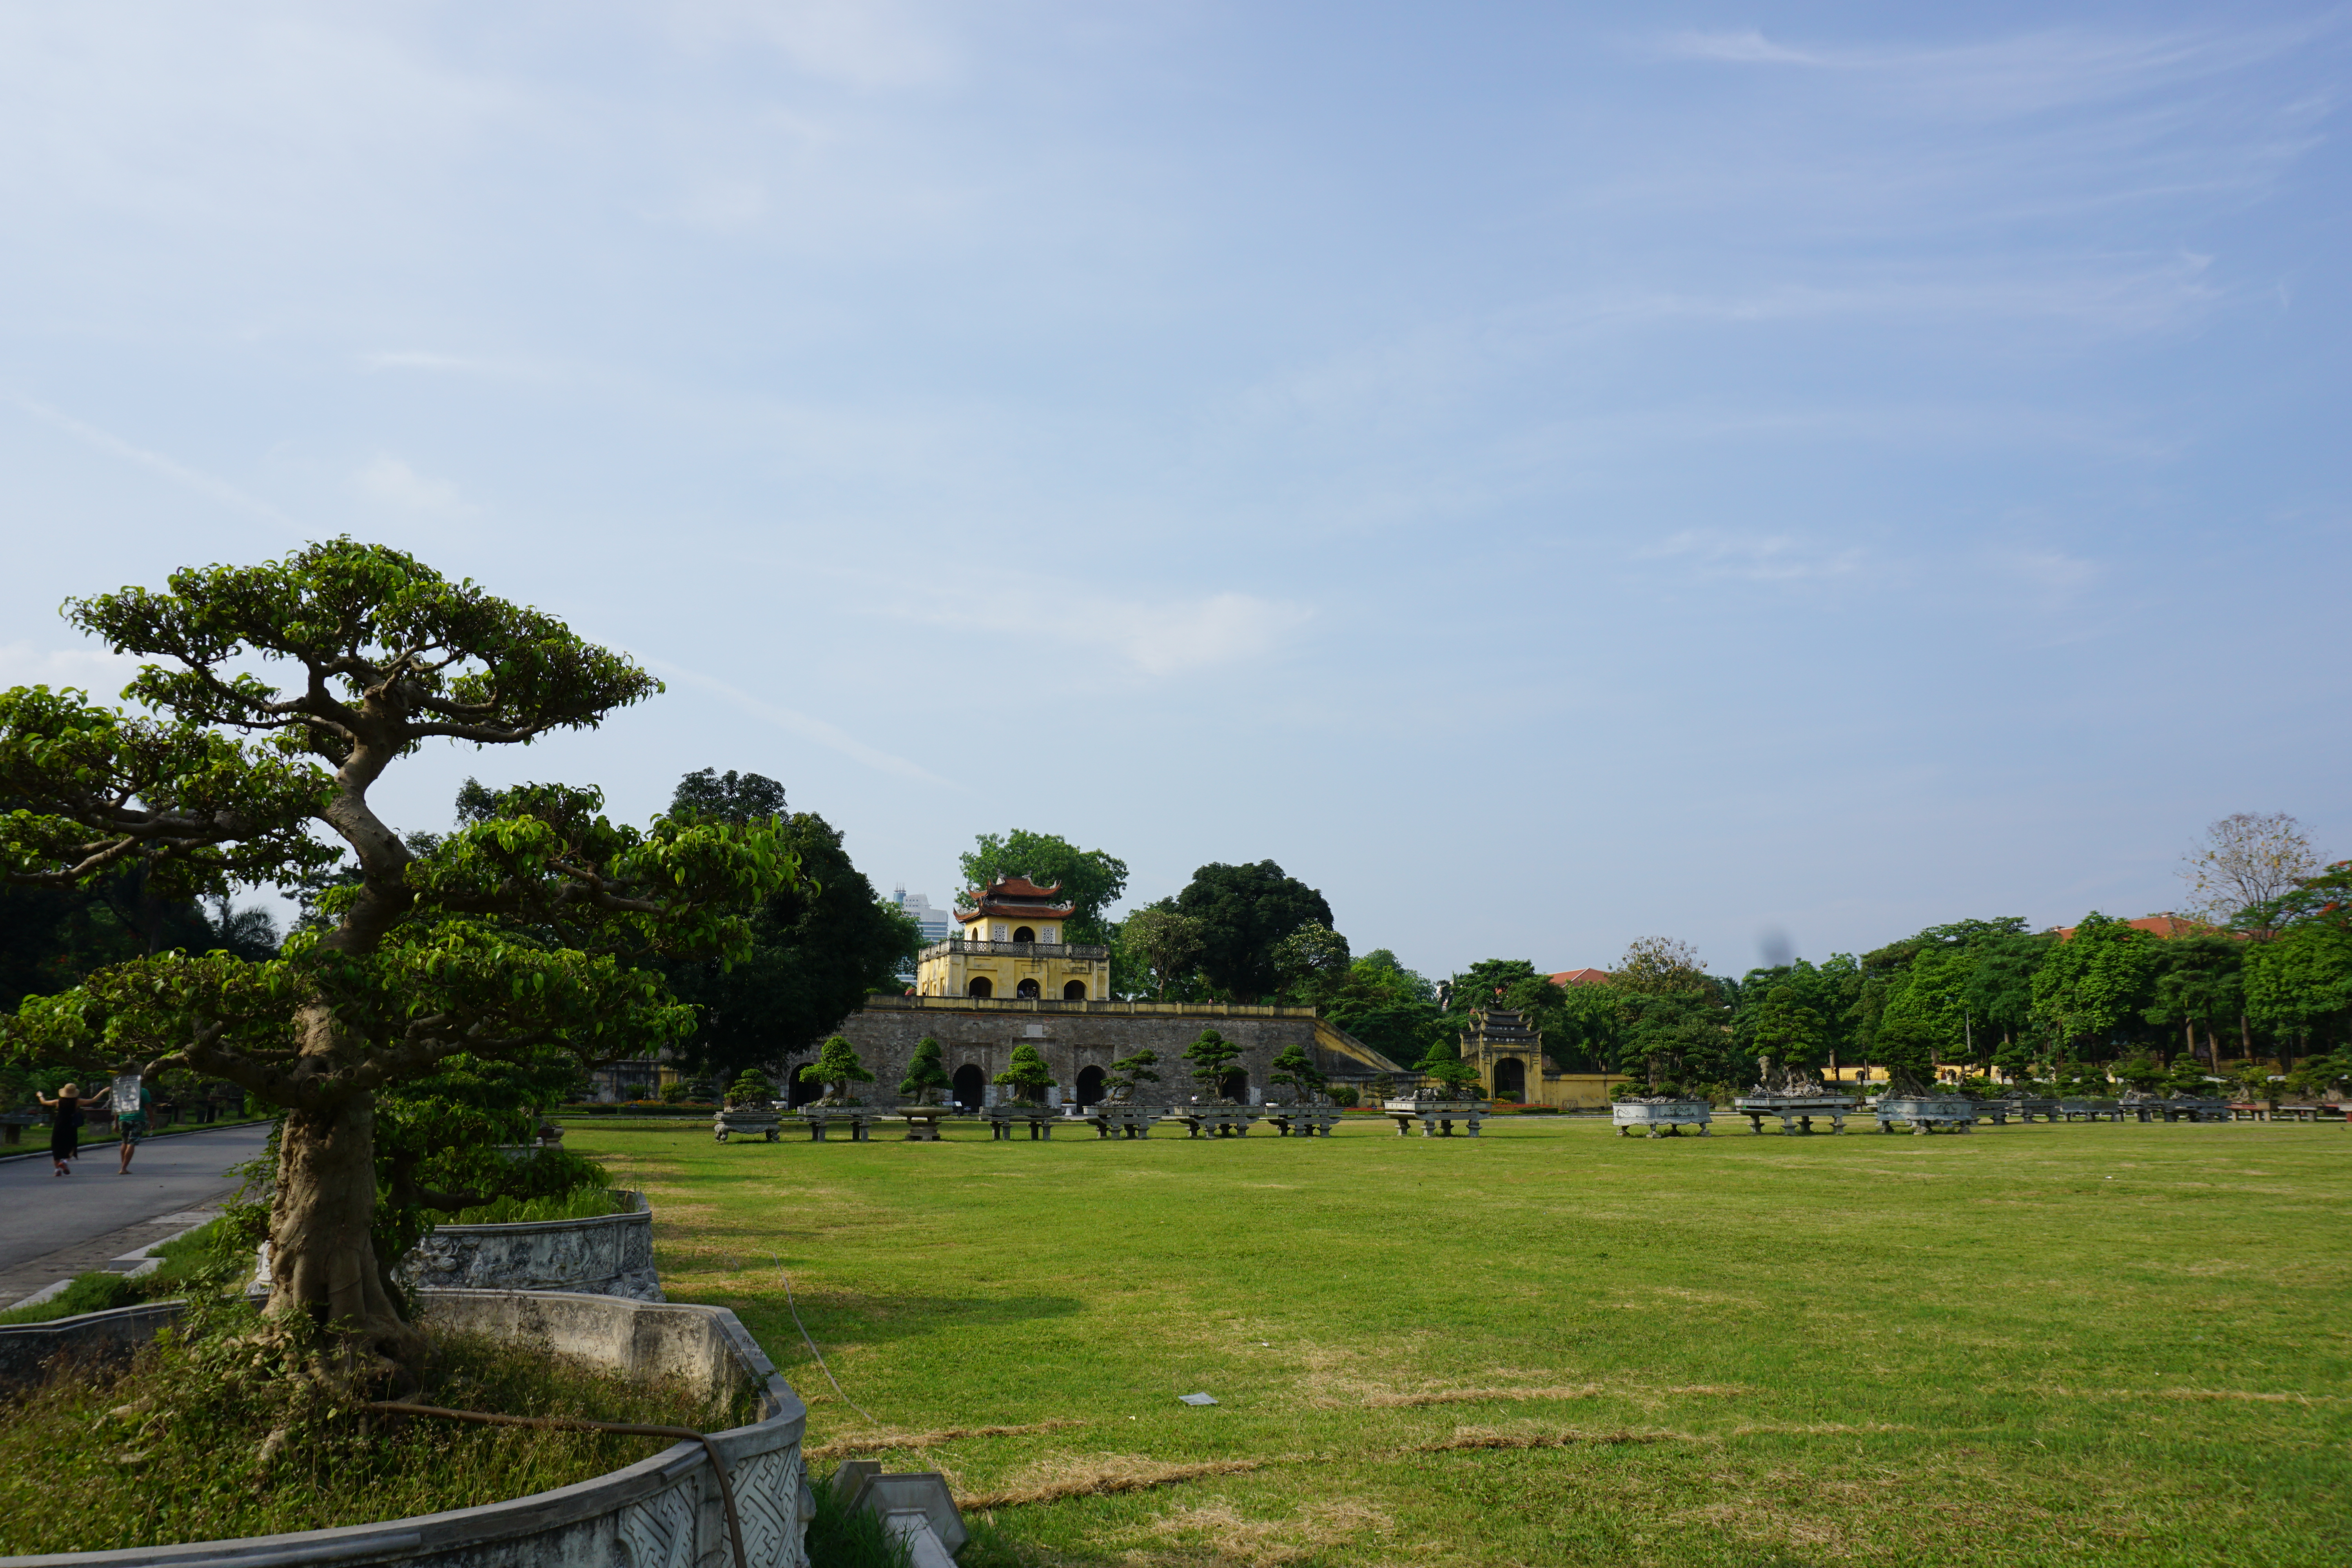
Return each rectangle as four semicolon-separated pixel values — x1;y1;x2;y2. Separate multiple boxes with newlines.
831;996;1402;1107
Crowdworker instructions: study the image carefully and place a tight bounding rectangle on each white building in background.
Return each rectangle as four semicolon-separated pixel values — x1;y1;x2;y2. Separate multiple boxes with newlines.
890;889;955;982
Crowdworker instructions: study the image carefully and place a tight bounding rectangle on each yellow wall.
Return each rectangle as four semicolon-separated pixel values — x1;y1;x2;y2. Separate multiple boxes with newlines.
915;942;1109;1002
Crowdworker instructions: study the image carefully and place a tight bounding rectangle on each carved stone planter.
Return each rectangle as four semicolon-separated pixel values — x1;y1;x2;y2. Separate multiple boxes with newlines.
714;1108;782;1142
892;1107;949;1142
1382;1098;1486;1137
0;1289;811;1568
1992;1096;2060;1122
1873;1096;1978;1135
408;1190;662;1301
1613;1101;1713;1137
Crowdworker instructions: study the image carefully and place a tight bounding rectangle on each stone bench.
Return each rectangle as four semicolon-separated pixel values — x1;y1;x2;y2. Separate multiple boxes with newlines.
1085;1105;1165;1139
1167;1105;1263;1138
798;1109;878;1142
984;1104;1058;1140
1382;1100;1485;1138
1731;1095;1855;1134
1263;1106;1342;1138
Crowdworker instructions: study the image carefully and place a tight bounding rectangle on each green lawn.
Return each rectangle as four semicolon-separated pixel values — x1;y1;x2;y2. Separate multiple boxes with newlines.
563;1115;2350;1567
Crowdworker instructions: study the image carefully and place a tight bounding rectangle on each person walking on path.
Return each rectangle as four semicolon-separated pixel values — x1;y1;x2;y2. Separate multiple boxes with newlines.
34;1083;109;1177
111;1071;152;1175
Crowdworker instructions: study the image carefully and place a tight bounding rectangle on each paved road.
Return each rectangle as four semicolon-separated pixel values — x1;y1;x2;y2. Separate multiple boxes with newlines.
0;1121;272;1305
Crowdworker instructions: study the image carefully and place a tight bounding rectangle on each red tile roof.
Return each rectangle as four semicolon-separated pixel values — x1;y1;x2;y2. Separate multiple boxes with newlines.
2053;913;2231;941
956;875;1077;923
1548;968;1610;987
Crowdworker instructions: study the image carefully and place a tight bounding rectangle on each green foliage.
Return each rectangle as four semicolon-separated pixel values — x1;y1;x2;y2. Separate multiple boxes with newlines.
1320;950;1450;1069
898;1037;950;1102
1180;1029;1242;1098
727;1067;779;1105
2245;918;2352;1049
957;831;1128;944
0;1316;741;1552
0;1271;142;1326
1741;984;1825;1070
1412;1039;1481;1098
1107;1048;1161;1098
1116;902;1207;1000
1271;922;1352;1002
1268;1042;1326;1102
658;771;915;1084
445;1183;629;1226
2033;912;2163;1049
0;541;801;1342
806;1471;916;1568
799;1038;875;1103
1173;861;1334;1002
993;1043;1055;1103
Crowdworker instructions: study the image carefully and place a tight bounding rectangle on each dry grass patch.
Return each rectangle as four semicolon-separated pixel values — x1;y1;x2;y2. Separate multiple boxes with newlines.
1125;1498;1397;1567
960;1454;1269;1510
808;1420;1088;1459
1413;1425;1688;1452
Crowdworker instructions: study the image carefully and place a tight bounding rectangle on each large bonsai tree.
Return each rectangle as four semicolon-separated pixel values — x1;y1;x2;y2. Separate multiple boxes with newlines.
0;541;795;1383
899;1036;950;1105
799;1035;874;1105
1107;1047;1160;1102
1182;1028;1243;1100
993;1043;1054;1103
1268;1042;1327;1104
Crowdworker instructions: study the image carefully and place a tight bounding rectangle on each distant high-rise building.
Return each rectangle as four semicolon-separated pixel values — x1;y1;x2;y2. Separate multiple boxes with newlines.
892;888;955;945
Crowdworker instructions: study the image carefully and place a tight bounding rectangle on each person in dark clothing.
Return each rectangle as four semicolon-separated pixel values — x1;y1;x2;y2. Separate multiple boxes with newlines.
34;1083;108;1177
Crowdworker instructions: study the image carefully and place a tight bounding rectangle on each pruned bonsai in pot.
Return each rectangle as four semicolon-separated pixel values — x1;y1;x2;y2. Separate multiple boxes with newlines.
1107;1048;1161;1104
1182;1029;1243;1103
1269;1042;1328;1105
799;1036;875;1107
899;1036;951;1106
992;1043;1055;1106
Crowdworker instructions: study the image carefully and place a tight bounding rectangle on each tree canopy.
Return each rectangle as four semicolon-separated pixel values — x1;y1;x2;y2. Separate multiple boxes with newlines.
660;768;918;1084
958;830;1127;943
1174;860;1334;1002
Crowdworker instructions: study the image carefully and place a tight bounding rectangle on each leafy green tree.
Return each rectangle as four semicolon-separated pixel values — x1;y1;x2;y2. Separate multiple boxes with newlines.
1742;984;1824;1072
958;831;1128;943
2144;935;2245;1067
2244;918;2352;1069
1962;931;2049;1059
993;1042;1055;1103
1268;1042;1327;1103
0;541;794;1382
1107;1047;1161;1101
2032;913;2163;1058
1119;902;1207;1000
1174;861;1334;1002
1181;1027;1243;1098
663;770;920;1084
1272;922;1352;1003
798;1037;874;1104
898;1037;950;1105
1320;950;1450;1068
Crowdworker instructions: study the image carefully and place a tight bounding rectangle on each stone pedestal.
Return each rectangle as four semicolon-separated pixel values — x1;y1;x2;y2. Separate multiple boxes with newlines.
1874;1095;1979;1134
1087;1105;1165;1139
1265;1105;1342;1138
1169;1104;1263;1138
985;1103;1057;1140
1612;1101;1713;1138
713;1110;782;1142
1730;1092;1855;1134
894;1108;949;1141
800;1108;878;1142
1382;1098;1486;1137
2058;1098;2123;1122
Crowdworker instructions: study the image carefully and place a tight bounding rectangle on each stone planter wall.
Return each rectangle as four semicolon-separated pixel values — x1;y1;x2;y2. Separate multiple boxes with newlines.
0;1289;809;1568
408;1190;661;1301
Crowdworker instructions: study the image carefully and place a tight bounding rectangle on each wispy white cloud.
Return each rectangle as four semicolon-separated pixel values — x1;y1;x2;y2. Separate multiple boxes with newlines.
356;455;474;516
873;578;1315;678
644;658;954;787
661;0;955;88
7;394;298;528
1641;530;1869;584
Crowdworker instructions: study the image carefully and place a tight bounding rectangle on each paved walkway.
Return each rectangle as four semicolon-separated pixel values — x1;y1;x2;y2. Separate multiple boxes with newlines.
0;1121;272;1307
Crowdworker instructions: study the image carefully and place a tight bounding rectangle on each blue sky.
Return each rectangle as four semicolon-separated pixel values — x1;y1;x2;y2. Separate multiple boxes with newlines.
2;2;2345;981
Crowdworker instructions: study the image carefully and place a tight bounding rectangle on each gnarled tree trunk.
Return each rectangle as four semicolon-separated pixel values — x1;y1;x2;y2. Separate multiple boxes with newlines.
267;1091;425;1383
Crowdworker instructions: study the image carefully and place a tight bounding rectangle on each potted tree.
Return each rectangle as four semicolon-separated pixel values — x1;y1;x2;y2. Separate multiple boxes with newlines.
1176;1030;1260;1137
1383;1043;1488;1137
799;1037;878;1141
987;1044;1058;1140
712;1067;782;1142
1267;1043;1339;1138
1092;1049;1165;1138
896;1037;951;1141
